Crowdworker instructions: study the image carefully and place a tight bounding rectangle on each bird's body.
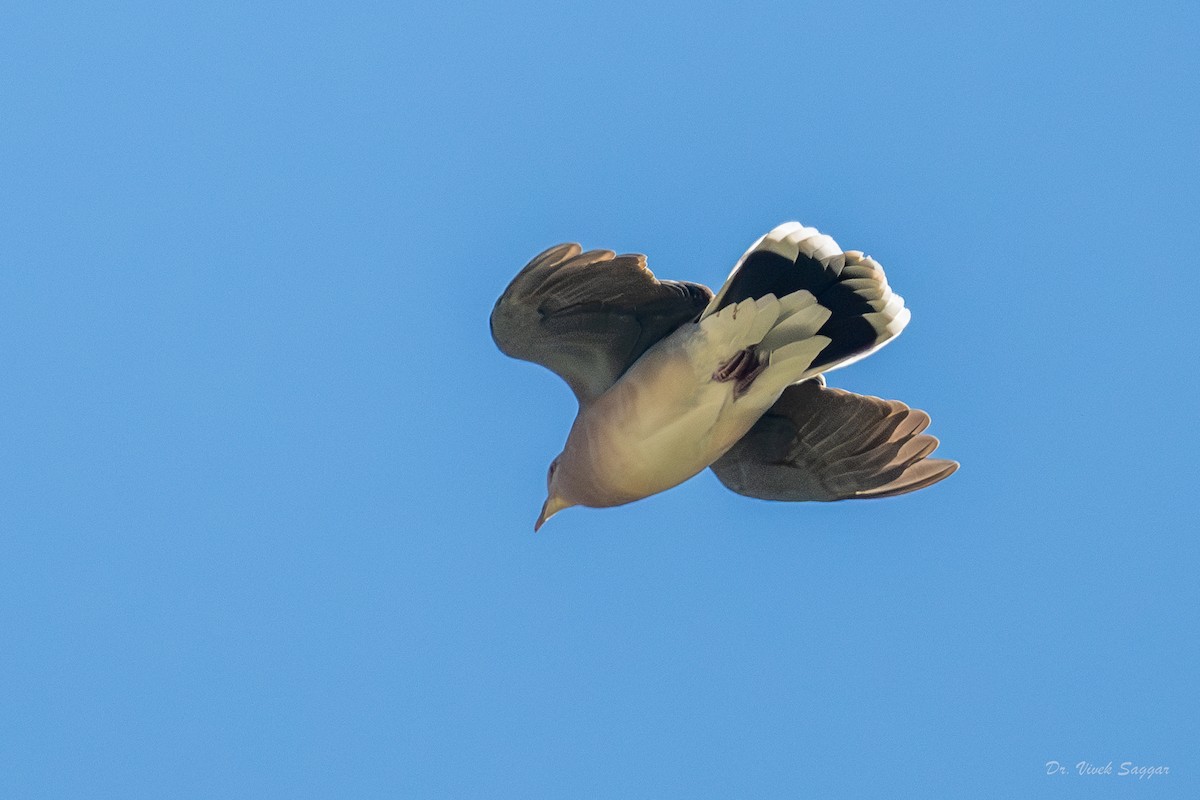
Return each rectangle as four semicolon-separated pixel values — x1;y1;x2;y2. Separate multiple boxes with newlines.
559;323;757;507
490;222;957;529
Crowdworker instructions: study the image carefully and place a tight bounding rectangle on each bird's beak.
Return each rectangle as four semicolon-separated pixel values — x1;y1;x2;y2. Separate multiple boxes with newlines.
534;495;568;532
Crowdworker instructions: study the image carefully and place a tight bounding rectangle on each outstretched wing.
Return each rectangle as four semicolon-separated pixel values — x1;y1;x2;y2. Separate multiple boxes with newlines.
490;243;713;404
710;378;958;501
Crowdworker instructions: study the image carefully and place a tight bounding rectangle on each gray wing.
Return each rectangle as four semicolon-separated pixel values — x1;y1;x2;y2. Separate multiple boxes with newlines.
710;378;958;501
490;243;713;403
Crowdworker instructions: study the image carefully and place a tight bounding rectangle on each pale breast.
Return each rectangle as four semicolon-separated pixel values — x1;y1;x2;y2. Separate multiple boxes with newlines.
570;343;773;505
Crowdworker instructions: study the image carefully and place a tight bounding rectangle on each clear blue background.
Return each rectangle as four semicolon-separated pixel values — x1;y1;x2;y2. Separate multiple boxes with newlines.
2;1;1197;797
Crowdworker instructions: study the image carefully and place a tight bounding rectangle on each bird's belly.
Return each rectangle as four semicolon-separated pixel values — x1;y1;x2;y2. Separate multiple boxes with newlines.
578;357;768;505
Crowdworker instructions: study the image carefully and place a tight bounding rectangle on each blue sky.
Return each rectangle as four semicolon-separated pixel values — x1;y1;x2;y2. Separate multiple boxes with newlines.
2;0;1198;797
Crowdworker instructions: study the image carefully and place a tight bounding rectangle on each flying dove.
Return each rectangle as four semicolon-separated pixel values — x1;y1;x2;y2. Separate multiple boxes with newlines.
490;222;958;530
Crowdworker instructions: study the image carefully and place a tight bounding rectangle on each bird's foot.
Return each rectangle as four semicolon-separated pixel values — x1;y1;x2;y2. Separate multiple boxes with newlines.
713;347;765;397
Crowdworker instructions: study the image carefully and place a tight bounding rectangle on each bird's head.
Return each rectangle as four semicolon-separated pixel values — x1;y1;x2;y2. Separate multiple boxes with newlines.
535;455;576;531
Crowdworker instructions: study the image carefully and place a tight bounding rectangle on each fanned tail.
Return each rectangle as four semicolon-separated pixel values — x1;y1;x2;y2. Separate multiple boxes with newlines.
703;222;910;397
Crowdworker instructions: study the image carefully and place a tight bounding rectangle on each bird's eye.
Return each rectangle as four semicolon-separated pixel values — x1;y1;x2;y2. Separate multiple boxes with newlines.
547;461;557;485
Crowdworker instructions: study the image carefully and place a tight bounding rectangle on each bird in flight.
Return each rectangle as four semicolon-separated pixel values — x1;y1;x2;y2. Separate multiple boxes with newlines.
490;222;958;530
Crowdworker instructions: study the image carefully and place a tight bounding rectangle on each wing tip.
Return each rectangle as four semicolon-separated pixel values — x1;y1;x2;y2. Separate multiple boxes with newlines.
855;458;959;499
